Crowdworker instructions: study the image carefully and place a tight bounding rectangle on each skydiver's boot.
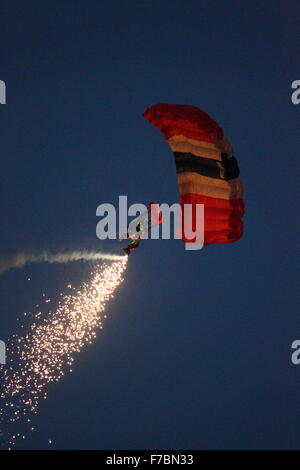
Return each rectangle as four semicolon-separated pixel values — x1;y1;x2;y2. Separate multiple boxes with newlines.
123;247;131;256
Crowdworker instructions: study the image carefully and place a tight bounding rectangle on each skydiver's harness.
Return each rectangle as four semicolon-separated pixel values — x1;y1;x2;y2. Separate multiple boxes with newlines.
124;208;153;254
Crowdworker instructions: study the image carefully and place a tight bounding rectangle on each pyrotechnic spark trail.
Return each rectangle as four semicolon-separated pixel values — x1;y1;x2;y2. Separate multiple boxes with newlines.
0;257;128;448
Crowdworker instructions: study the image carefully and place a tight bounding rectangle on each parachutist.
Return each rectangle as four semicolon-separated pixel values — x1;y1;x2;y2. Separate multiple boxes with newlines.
123;237;141;256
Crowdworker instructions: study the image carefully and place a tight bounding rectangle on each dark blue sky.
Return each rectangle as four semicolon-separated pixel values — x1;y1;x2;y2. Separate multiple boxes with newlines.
1;0;299;449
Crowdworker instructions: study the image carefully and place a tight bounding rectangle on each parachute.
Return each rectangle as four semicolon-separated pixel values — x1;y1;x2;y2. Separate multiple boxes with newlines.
143;104;244;246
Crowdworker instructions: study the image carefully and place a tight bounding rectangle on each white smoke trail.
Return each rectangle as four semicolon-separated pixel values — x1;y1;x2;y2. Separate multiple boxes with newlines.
0;250;125;275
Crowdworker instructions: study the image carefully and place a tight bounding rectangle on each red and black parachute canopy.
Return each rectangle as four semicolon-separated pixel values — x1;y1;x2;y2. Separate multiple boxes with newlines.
143;103;244;246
